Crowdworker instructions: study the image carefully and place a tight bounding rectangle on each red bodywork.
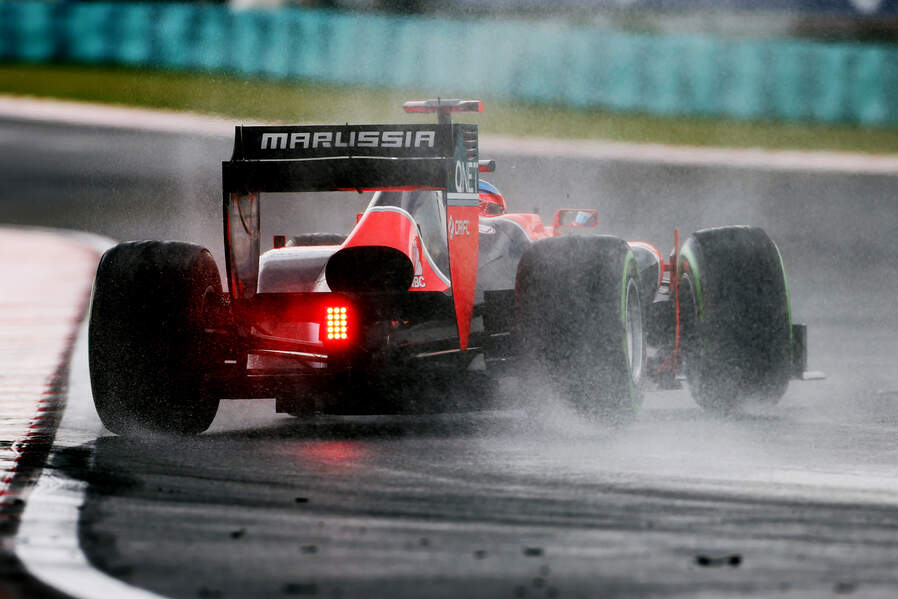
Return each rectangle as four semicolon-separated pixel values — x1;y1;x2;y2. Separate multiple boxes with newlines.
343;207;449;293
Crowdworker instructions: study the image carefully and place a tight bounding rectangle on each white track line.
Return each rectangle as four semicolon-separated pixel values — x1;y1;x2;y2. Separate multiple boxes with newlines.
16;320;167;599
14;231;168;599
0;95;250;137
2;94;898;175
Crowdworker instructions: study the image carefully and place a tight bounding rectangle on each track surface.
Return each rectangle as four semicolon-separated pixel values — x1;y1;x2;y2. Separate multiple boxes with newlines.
4;117;898;597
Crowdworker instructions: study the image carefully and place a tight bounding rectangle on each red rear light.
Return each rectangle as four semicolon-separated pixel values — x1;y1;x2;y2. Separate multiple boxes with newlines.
322;305;351;343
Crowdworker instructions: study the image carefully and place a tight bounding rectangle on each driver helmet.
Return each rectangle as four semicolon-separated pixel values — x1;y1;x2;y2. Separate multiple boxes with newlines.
478;180;507;216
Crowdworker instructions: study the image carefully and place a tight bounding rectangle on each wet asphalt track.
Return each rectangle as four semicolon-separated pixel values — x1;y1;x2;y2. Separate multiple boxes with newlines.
4;117;898;597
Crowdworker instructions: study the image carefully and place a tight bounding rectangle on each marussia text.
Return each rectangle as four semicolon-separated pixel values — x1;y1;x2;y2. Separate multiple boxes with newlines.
261;130;437;151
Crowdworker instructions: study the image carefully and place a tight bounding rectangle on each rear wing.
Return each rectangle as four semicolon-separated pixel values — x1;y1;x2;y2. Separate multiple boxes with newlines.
222;106;481;349
222;124;475;194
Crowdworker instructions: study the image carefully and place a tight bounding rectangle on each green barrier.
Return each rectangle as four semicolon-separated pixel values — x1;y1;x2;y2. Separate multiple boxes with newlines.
113;4;154;67
18;1;55;62
193;5;229;72
2;0;898;127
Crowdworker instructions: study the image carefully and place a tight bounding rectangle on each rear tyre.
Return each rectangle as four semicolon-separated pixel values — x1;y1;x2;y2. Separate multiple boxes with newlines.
678;226;792;412
89;241;222;435
515;236;644;421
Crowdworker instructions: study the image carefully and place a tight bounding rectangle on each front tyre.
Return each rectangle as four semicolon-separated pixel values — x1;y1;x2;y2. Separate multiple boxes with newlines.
678;226;792;412
515;236;644;421
89;241;222;435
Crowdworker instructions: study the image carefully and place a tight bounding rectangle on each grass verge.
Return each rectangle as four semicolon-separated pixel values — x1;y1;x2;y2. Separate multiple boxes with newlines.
3;62;898;153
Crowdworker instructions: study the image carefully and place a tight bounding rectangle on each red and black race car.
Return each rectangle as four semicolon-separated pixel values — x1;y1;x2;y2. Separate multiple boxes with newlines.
88;100;815;435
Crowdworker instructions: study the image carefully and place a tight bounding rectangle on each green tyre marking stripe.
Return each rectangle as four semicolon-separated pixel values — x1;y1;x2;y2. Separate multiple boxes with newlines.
621;250;637;404
774;243;794;352
620;251;635;327
678;242;703;324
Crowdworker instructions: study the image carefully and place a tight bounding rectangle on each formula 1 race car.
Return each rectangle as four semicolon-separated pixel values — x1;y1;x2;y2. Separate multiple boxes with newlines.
88;100;814;435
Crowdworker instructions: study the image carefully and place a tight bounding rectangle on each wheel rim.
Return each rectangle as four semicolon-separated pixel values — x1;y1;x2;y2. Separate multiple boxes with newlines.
625;278;643;383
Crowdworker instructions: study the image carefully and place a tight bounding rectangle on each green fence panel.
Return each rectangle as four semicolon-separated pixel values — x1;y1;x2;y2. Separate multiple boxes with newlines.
64;3;112;64
881;48;898;125
230;9;263;76
603;32;639;111
192;6;229;73
850;47;885;125
812;45;849;123
258;11;287;79
771;41;810;121
587;32;614;108
644;35;682;116
323;12;355;84
471;19;526;100
154;4;197;70
298;9;335;82
557;27;593;108
382;16;414;90
450;17;476;93
354;14;391;87
721;41;765;120
111;4;154;67
417;18;461;92
15;2;54;62
677;35;717;117
459;20;492;98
